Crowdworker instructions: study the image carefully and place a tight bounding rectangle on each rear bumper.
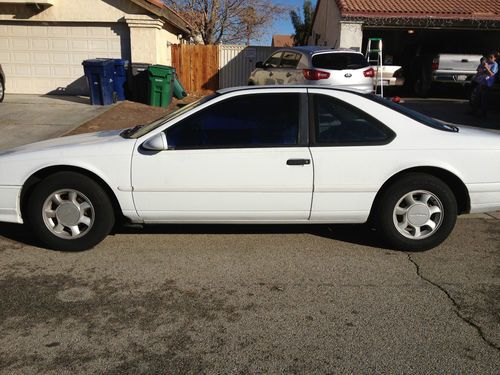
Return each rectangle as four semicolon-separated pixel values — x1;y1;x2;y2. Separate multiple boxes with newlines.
468;183;500;214
432;72;474;84
380;77;405;87
0;185;22;224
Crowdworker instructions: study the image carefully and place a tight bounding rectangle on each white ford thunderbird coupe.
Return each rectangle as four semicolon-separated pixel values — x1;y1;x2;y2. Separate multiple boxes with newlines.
0;86;499;251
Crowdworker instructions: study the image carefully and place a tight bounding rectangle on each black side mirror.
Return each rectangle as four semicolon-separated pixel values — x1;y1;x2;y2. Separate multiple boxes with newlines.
255;61;264;69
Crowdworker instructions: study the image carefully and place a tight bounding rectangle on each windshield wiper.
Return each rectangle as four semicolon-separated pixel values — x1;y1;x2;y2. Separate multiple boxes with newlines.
120;125;144;139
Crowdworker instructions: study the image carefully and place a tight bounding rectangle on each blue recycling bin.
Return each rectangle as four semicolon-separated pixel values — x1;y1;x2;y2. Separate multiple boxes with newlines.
113;59;128;101
82;59;115;105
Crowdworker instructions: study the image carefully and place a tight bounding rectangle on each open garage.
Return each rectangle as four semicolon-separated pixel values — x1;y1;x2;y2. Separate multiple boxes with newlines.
309;0;500;94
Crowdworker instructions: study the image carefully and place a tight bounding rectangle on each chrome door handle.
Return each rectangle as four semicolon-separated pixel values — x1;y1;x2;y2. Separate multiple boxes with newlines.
287;159;311;166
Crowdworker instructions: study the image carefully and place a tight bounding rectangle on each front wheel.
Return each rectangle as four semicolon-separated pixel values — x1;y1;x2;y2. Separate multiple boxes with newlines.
374;173;457;251
27;172;115;251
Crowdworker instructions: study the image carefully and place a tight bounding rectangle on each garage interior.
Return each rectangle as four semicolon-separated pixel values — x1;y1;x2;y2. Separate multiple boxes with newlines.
362;27;500;94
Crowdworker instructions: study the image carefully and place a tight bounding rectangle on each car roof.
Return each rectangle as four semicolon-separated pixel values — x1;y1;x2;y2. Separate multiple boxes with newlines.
277;46;362;55
216;85;369;95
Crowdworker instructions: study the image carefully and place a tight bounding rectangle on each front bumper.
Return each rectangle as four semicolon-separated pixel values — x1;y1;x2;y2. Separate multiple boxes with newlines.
0;185;22;224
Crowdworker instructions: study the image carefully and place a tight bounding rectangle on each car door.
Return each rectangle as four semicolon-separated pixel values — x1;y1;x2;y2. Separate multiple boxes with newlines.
307;89;396;223
131;89;313;222
255;52;283;85
279;51;303;84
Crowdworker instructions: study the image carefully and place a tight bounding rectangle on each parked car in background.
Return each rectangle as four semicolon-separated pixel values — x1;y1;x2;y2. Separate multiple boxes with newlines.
0;64;5;102
249;47;374;93
1;86;499;252
414;53;482;96
373;65;405;88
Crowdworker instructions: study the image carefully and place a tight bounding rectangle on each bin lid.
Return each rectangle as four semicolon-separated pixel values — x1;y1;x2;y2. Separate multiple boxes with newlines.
148;64;176;77
113;58;129;66
82;58;115;66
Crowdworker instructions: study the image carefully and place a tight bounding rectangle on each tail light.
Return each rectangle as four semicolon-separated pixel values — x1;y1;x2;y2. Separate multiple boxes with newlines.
432;57;439;71
303;69;330;80
363;68;375;78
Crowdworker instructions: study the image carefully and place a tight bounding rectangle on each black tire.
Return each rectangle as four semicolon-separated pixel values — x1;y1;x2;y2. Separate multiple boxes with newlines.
27;172;115;251
0;79;4;102
374;173;457;251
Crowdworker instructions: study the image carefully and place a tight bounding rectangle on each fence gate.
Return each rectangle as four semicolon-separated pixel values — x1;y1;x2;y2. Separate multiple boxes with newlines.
171;44;219;95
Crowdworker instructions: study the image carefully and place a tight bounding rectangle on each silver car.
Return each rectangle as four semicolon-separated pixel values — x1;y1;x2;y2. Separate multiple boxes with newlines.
248;47;374;93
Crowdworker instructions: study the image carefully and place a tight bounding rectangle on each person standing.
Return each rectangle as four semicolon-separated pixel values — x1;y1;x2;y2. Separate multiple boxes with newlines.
471;52;498;117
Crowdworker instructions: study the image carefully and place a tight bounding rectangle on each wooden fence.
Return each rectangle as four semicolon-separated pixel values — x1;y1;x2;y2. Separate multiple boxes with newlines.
171;44;279;95
171;44;219;95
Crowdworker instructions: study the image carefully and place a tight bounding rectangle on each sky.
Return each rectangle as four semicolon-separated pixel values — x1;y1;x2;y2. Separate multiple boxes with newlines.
253;0;314;46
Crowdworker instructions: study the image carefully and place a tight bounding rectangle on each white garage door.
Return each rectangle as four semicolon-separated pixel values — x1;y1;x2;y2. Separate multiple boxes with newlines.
0;22;131;95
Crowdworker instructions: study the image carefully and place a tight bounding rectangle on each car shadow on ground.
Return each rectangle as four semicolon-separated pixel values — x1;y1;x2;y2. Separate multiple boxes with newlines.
0;222;387;251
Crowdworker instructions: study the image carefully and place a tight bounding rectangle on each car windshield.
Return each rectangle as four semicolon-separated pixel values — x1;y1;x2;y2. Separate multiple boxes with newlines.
312;52;369;70
366;94;459;133
125;93;219;138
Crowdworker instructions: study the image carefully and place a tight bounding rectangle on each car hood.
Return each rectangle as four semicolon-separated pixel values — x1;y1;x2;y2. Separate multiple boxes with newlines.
0;130;137;186
0;129;127;157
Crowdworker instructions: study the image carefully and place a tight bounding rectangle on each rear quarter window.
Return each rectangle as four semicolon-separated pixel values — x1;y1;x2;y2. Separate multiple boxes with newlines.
312;53;369;70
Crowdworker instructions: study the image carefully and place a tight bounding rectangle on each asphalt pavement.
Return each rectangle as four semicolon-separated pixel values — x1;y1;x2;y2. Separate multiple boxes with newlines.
0;217;499;374
0;95;499;373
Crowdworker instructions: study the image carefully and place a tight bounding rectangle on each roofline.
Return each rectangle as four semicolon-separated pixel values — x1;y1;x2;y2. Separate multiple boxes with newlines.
216;85;369;95
308;0;500;36
129;0;191;34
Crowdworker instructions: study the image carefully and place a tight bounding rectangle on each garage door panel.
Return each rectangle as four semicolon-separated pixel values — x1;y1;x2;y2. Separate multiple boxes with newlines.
13;52;30;63
32;39;50;50
51;39;69;50
33;52;50;64
12;39;29;50
71;40;90;50
0;22;130;94
34;66;51;77
0;38;9;49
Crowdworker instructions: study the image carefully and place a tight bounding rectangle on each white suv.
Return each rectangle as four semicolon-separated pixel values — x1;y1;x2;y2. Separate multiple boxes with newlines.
249;47;374;93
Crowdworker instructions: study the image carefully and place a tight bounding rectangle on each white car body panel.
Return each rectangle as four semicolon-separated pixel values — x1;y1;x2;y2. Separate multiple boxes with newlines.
132;147;313;222
0;130;139;224
0;86;499;227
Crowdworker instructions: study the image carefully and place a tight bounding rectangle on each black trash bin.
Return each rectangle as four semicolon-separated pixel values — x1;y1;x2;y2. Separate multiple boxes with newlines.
113;59;129;101
82;59;115;105
126;63;150;104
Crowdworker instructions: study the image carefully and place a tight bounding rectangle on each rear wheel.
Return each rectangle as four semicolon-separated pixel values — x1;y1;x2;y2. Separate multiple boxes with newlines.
375;173;457;251
0;79;4;102
27;172;115;251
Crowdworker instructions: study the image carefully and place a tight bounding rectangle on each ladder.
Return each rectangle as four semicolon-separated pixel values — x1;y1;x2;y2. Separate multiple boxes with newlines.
365;38;384;97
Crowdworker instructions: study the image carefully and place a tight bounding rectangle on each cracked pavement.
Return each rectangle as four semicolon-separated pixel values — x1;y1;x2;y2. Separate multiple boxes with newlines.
0;217;499;374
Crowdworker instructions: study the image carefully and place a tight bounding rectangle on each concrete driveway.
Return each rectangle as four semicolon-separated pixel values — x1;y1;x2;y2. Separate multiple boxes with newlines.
0;95;109;150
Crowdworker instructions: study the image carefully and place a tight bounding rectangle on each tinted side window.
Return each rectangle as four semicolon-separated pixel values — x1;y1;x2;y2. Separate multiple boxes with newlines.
313;94;393;145
166;94;300;149
312;53;369;70
265;52;283;68
280;52;301;68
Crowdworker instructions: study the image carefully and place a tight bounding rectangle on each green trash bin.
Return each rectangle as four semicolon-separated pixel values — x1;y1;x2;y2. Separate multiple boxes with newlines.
148;65;175;107
173;75;187;99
